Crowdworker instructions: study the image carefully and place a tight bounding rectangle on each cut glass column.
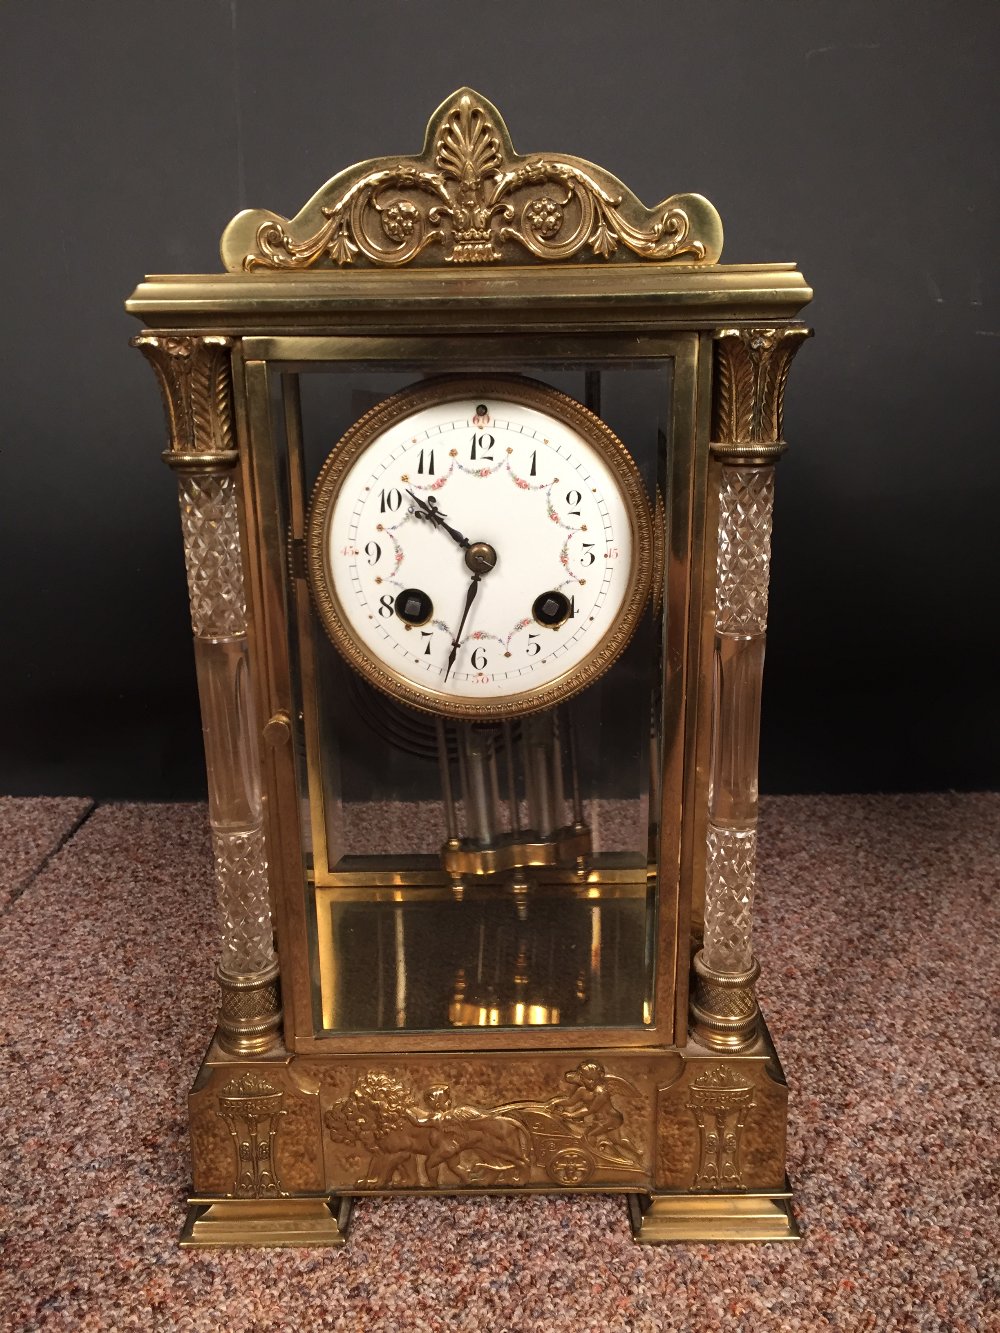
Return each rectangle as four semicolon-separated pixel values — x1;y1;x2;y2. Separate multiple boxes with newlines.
701;466;774;979
178;473;277;981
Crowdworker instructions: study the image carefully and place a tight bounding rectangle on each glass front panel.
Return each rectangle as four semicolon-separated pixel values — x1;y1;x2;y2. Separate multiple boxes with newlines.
277;359;674;1036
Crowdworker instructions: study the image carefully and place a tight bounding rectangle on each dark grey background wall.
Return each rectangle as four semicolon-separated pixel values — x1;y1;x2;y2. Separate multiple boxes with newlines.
2;0;996;799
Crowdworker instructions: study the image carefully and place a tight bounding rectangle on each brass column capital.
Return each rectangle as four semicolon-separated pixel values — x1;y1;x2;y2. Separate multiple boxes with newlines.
709;326;811;465
131;333;240;472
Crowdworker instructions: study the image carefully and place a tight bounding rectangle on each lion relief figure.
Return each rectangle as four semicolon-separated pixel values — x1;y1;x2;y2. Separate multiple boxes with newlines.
325;1072;532;1188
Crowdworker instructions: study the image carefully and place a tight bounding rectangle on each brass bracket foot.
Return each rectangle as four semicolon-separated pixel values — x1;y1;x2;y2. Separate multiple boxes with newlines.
180;1194;354;1249
628;1183;800;1244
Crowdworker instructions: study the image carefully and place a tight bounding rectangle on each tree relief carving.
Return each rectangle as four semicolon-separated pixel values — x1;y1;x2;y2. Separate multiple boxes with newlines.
222;89;723;272
324;1060;645;1189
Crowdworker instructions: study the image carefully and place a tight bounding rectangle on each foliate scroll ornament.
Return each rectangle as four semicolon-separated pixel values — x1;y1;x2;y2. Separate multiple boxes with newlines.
131;335;237;470
711;328;811;462
217;1074;289;1199
687;1064;755;1190
223;88;723;272
324;1060;643;1189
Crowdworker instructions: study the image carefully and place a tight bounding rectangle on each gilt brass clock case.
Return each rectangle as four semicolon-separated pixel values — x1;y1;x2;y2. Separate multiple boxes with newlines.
306;375;654;720
128;87;813;1249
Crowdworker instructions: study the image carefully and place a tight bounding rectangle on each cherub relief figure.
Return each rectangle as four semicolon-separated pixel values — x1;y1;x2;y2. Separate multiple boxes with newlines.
550;1060;641;1164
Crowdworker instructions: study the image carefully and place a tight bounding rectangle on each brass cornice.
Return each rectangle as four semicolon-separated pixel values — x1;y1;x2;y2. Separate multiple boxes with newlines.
126;264;812;332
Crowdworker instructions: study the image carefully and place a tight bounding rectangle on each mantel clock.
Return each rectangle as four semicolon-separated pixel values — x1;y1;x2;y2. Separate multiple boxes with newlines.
127;89;812;1246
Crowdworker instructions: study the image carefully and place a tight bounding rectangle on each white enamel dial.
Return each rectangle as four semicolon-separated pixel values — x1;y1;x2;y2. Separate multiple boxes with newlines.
307;378;652;718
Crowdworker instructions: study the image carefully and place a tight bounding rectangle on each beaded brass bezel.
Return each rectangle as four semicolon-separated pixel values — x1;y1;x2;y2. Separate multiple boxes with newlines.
305;375;654;720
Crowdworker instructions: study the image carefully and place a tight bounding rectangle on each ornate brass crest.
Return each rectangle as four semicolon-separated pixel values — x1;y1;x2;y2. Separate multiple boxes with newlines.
221;88;723;272
325;1061;644;1189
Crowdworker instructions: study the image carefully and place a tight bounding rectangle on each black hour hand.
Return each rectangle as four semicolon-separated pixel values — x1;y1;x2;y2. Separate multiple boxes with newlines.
407;490;470;550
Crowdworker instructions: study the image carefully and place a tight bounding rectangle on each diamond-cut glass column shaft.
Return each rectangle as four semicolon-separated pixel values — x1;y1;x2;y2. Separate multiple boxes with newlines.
178;474;277;980
702;466;774;977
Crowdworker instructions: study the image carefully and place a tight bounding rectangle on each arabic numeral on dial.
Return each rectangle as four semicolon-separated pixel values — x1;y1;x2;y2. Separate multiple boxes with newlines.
580;542;595;566
417;448;435;475
569;595;576;617
527;634;540;656
379;488;402;512
566;489;582;516
421;630;433;656
471;646;488;670
470;432;494;462
365;540;382;565
378;594;394;617
529;450;537;477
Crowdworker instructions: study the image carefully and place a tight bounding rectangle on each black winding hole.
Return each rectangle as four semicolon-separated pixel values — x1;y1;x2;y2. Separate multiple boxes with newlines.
395;588;433;626
532;590;571;629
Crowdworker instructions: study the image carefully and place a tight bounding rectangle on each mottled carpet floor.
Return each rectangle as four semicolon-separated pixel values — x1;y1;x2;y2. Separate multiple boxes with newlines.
0;793;997;1332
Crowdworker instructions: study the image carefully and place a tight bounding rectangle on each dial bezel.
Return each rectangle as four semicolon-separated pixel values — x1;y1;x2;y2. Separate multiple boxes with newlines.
306;375;654;719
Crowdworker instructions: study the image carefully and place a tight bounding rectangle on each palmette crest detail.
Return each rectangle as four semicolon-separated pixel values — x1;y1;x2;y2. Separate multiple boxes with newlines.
222;89;723;272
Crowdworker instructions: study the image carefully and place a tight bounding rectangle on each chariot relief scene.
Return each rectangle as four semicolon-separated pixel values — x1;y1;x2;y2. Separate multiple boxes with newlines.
324;1060;646;1189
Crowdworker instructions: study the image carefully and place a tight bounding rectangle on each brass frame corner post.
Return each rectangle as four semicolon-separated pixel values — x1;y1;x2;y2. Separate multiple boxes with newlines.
132;333;283;1056
691;328;810;1052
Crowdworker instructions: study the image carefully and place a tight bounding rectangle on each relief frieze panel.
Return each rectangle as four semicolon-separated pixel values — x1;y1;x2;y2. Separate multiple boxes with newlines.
321;1059;650;1190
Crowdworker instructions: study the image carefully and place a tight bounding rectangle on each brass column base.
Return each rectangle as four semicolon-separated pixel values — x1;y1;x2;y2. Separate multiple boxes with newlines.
216;962;284;1056
180;1194;354;1249
628;1183;800;1244
690;951;761;1052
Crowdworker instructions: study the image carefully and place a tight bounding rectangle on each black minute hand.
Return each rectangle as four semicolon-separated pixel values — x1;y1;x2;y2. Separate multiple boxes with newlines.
444;573;481;682
407;490;471;551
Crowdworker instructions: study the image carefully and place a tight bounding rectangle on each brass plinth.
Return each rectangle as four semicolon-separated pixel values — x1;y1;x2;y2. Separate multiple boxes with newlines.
180;1022;795;1247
